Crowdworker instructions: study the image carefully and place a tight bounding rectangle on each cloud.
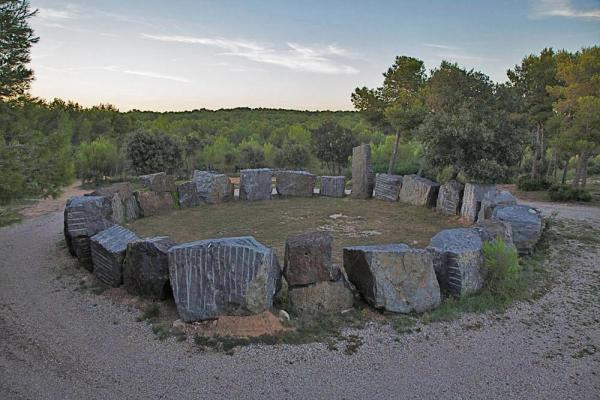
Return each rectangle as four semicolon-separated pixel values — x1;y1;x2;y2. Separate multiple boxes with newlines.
36;7;79;20
423;43;461;50
423;43;496;65
532;0;600;20
142;33;359;75
37;64;191;83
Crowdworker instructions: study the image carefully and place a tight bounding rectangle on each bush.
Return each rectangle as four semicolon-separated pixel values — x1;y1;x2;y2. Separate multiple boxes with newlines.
127;130;183;175
547;184;592;202
76;138;121;185
482;238;519;295
516;175;551;191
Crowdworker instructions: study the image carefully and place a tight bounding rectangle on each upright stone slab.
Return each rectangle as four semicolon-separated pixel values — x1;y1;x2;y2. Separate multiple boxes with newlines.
177;181;201;208
350;144;374;199
168;236;281;321
436;180;464;215
320;176;345;198
64;196;113;270
478;189;517;221
460;183;496;224
123;236;176;299
135;191;176;216
239;169;273;201
492;205;542;255
398;175;440;207
343;244;441;313
139;172;176;193
428;228;485;297
90;225;139;287
275;171;316;197
90;182;139;224
191;171;234;204
374;174;403;202
284;231;337;286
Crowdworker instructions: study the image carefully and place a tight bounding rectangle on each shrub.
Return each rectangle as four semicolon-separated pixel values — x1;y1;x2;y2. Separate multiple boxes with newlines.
482;238;519;295
127;130;183;175
516;175;551;191
547;184;592;202
76;138;121;185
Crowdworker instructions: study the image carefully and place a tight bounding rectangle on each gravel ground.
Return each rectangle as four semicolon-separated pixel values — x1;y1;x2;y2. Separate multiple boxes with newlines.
1;207;599;399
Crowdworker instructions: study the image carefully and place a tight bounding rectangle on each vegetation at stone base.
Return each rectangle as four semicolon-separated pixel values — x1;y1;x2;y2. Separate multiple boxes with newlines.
482;238;519;296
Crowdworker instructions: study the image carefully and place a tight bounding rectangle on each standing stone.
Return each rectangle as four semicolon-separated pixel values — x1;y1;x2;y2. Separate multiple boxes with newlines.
191;171;234;204
350;144;374;199
239;168;273;201
64;196;113;270
436;180;464;215
374;174;403;202
283;231;338;286
135;191;176;216
474;219;514;247
139;172;176;193
320;176;346;198
460;183;496;224
168;236;281;322
177;181;201;208
343;244;441;313
492;205;543;255
288;280;354;315
428;228;485;297
398;175;440;207
90;225;139;287
123;236;176;299
275;171;316;197
477;189;517;221
90;182;139;224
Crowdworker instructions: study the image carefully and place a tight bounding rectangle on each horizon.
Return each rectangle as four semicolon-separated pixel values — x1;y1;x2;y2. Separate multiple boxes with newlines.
30;0;600;112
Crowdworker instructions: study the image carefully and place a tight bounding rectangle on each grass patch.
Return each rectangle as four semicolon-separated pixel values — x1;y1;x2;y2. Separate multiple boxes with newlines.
0;206;22;227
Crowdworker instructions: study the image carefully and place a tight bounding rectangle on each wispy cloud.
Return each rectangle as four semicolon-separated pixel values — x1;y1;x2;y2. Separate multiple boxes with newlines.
531;0;600;20
423;43;460;50
36;6;79;20
423;43;496;65
37;65;191;83
142;33;359;75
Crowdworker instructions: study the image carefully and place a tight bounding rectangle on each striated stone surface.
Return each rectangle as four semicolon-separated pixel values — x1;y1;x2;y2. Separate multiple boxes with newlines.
139;172;176;193
478;189;517;221
239;169;273;201
64;196;113;269
492;205;543;255
399;175;440;207
350;144;374;199
192;171;234;204
343;244;440;313
275;170;316;197
428;228;485;297
288;280;354;315
460;183;496;224
284;231;337;286
177;181;201;208
135;191;176;216
123;236;177;299
436;180;464;215
474;219;514;247
90;182;139;224
374;174;403;202
320;176;346;198
90;225;139;287
168;236;281;322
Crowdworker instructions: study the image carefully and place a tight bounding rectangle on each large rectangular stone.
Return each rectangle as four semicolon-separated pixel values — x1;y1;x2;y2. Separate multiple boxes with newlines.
320;176;345;198
91;225;139;287
192;171;234;204
239;169;273;201
436;180;464;215
275;170;316;197
350;144;374;199
460;183;496;224
374;174;403;201
399;175;440;207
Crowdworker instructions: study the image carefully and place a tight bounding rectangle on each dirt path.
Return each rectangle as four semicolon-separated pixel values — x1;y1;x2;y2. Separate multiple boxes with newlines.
1;202;599;399
18;181;90;220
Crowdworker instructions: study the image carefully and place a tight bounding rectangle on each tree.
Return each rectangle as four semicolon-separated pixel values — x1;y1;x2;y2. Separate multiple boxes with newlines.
127;129;182;175
238;139;265;168
351;56;426;173
310;121;358;174
507;48;559;181
76;138;120;185
0;0;38;100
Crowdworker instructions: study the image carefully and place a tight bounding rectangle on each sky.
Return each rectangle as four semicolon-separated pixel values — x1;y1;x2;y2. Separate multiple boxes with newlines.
29;0;600;111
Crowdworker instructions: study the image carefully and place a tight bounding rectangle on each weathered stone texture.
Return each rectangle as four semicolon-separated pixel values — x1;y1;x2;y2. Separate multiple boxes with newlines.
288;280;354;315
177;181;201;208
492;205;542;255
168;236;281;322
139;172;176;193
460;183;496;224
90;182;139;224
428;228;485;297
275;171;316;197
350;144;375;199
374;174;403;202
436;180;464;215
239;169;273;201
192;171;234;204
474;219;514;247
64;196;113;269
398;175;440;207
283;231;337;286
123;236;177;299
343;244;441;313
478;189;517;221
135;191;176;216
320;176;346;198
91;225;139;287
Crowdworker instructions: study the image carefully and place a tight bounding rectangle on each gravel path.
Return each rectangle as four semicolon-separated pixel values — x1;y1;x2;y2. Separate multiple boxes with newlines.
1;208;599;399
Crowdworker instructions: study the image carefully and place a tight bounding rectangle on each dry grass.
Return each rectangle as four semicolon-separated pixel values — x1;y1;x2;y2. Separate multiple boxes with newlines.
125;197;461;264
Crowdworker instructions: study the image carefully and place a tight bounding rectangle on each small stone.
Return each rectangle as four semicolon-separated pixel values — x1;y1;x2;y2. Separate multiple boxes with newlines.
320;176;346;198
139;172;176;193
172;319;186;330
492;205;542;255
288;280;354;315
192;171;234;204
284;231;337;286
91;225;139;287
275;171;316;197
135;191;176;216
278;309;290;321
436;180;464;215
460;183;496;224
350;144;375;199
239;169;273;201
374;174;403;202
399;175;440;207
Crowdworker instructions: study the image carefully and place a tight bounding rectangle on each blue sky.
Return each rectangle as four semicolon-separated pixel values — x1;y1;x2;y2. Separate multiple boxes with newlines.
30;0;599;111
